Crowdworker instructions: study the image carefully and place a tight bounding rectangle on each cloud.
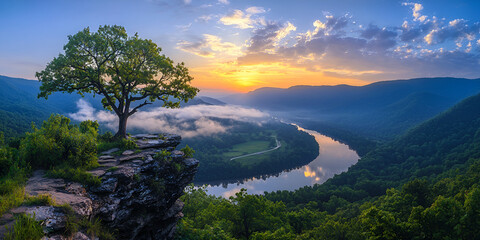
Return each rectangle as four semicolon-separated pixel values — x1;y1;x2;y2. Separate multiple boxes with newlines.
177;34;242;58
230;2;480;81
176;23;192;31
400;20;435;42
197;15;214;23
69;100;269;138
275;22;296;43
219;7;265;29
422;19;480;45
245;21;296;53
360;24;397;51
245;6;265;14
218;0;229;4
220;10;254;29
402;2;427;22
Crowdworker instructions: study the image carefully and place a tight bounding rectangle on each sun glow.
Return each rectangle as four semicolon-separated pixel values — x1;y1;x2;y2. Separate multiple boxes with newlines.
190;62;368;92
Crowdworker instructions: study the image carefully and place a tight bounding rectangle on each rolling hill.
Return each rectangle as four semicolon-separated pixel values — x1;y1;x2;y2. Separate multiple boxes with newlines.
224;77;480;140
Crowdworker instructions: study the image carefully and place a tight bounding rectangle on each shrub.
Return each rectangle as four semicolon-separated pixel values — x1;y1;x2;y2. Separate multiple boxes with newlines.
181;145;195;158
154;150;171;161
81;217;116;240
19;114;98;169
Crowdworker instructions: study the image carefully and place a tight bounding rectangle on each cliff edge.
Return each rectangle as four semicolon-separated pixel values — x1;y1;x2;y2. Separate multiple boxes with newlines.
1;133;199;240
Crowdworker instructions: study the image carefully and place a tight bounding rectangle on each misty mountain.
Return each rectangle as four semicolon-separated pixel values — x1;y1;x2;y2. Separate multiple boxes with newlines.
180;96;225;107
267;88;480;206
224;77;480;140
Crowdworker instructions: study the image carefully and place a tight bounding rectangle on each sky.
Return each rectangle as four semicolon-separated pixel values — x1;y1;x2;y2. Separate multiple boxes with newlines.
1;0;480;94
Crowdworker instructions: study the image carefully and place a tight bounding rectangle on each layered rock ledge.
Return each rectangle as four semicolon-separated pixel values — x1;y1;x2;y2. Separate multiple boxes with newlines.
0;133;199;240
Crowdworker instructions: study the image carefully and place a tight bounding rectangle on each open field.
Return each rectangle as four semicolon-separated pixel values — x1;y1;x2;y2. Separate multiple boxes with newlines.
222;140;272;158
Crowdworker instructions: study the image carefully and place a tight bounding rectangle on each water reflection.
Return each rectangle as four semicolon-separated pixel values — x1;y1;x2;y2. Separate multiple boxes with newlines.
198;125;359;198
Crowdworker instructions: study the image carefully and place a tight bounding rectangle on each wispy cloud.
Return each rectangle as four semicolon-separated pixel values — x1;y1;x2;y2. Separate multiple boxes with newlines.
197;14;214;23
219;7;266;29
177;34;242;58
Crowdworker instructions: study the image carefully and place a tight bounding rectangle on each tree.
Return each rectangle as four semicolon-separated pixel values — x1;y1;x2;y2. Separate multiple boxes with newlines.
36;25;198;138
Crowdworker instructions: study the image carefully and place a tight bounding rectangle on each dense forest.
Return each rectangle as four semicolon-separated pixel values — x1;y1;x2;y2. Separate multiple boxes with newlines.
180;120;319;182
176;92;480;239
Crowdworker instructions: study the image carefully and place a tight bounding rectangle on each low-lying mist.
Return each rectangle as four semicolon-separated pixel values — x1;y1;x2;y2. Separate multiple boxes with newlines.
69;99;270;138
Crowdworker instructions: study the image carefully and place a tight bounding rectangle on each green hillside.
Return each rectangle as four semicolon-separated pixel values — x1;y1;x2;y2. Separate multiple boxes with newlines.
178;92;480;239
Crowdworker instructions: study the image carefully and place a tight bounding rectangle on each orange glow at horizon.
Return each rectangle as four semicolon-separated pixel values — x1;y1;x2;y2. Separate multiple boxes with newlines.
189;62;369;93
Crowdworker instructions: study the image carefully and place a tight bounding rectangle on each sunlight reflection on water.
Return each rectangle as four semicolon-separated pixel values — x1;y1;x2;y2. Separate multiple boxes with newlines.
198;125;359;198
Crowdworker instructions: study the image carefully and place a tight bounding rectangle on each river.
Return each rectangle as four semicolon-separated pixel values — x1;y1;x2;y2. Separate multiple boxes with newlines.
200;125;360;198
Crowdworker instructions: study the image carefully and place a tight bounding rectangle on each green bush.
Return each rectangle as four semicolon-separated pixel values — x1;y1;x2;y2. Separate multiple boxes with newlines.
181;145;195;158
19;114;98;169
0;133;22;178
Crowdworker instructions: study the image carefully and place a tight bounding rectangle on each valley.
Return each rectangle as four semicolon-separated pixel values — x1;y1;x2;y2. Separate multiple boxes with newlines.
203;126;359;197
2;75;480;239
2;1;480;238
180;120;319;182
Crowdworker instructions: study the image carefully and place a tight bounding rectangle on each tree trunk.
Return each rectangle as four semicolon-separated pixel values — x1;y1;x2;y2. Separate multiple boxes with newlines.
115;114;128;139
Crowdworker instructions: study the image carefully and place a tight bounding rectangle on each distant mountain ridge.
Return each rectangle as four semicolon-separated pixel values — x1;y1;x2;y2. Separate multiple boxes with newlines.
266;85;480;207
224;77;480;139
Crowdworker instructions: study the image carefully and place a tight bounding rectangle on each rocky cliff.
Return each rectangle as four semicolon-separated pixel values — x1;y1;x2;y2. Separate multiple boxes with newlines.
1;134;199;239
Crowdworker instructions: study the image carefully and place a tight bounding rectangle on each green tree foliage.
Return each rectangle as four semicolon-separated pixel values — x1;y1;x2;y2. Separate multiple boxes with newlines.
178;93;480;239
179;161;480;240
36;25;198;138
19;114;98;169
177;188;289;240
0;132;11;177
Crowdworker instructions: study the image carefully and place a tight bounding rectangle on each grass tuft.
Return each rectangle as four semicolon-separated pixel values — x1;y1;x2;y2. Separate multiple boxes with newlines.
47;167;101;187
0;187;25;217
23;194;55;206
3;213;44;240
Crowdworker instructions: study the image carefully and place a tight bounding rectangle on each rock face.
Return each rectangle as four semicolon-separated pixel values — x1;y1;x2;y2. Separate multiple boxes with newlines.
89;133;198;239
0;133;198;240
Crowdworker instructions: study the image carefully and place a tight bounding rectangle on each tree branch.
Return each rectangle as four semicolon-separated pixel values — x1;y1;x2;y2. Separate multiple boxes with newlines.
128;100;153;116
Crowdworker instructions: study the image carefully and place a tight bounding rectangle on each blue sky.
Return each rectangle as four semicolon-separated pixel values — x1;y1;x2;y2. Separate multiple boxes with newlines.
1;0;480;93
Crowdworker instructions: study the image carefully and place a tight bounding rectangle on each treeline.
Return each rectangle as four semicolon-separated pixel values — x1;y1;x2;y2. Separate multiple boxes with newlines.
175;93;480;239
177;160;480;239
181;120;318;182
0;108;48;142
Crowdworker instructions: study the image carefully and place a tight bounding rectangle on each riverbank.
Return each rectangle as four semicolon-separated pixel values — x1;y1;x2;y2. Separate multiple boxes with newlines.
201;125;359;198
